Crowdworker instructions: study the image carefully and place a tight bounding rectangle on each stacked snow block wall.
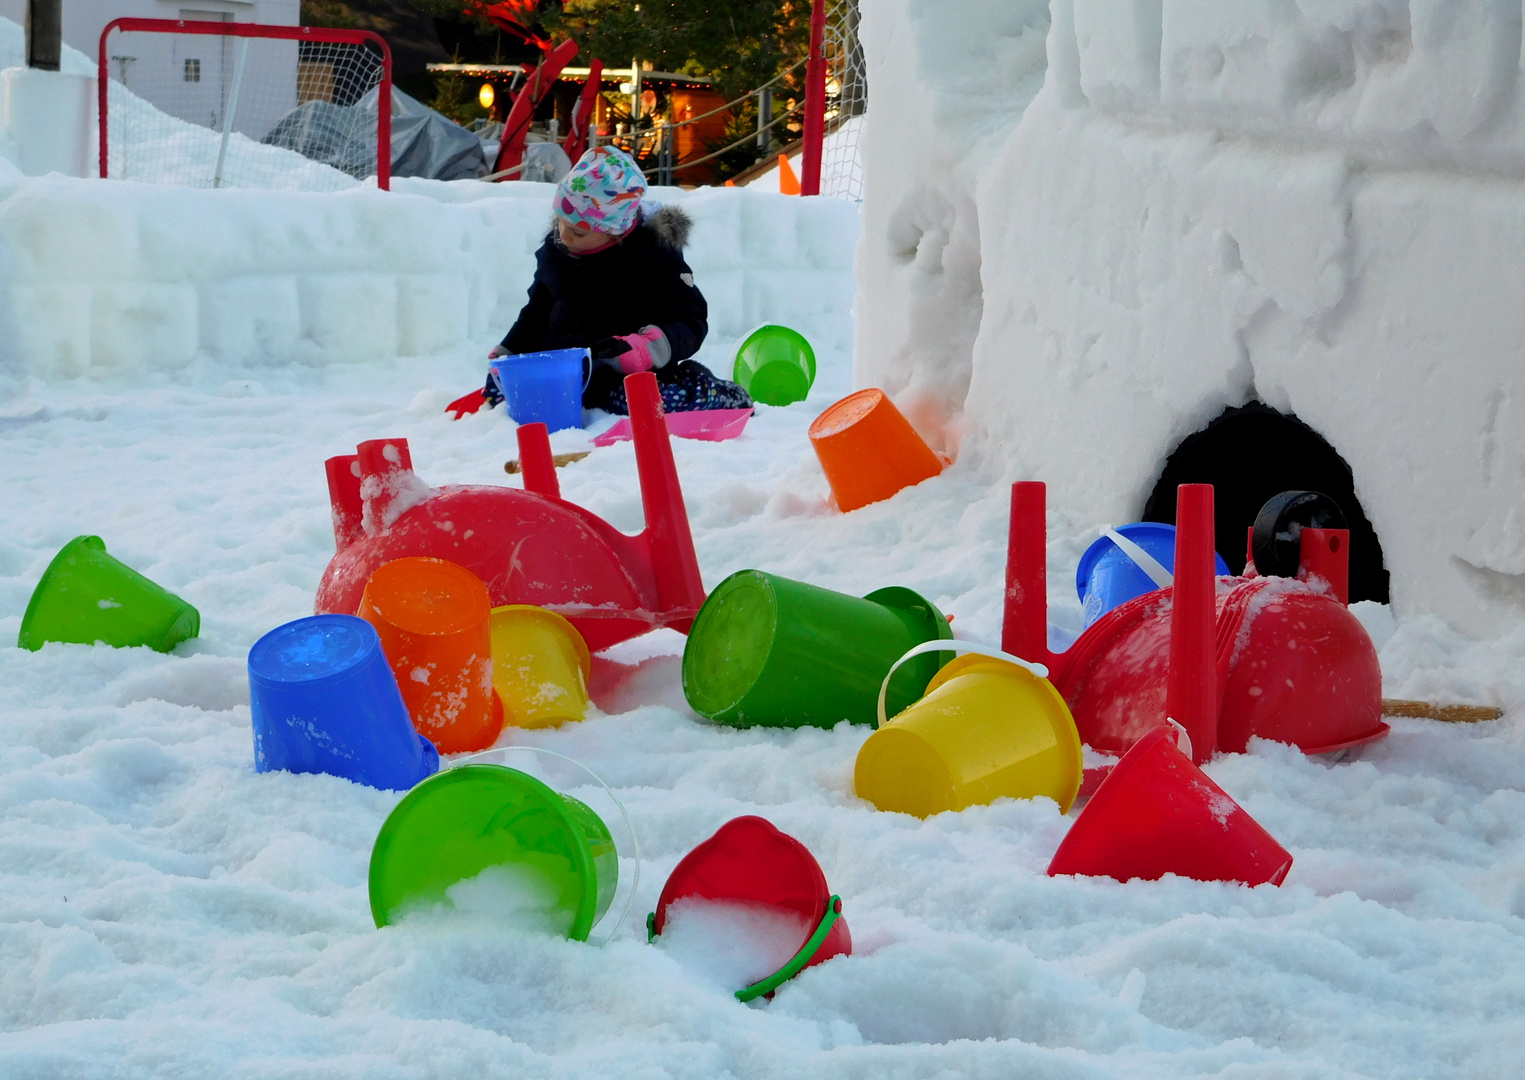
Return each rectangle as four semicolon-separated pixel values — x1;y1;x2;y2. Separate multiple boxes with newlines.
857;0;1525;638
0;177;855;381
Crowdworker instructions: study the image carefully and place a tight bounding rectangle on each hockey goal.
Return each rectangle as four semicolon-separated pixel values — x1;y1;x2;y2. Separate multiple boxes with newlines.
98;19;393;191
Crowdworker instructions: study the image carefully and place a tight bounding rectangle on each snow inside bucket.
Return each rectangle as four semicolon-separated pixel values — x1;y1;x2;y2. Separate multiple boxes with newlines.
369;748;639;944
653;898;814;990
438;861;580;936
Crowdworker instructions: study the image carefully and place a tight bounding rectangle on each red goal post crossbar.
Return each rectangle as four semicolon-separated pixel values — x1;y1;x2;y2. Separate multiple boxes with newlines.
98;18;394;190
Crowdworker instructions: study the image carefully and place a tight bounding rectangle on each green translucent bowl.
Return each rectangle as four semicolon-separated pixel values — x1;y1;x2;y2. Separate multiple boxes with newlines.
733;325;816;407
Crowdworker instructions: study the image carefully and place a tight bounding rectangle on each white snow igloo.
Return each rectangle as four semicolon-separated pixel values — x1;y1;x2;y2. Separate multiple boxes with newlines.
855;0;1525;638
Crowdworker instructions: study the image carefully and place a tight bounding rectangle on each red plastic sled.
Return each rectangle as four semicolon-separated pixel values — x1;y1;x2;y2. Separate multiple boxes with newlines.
315;372;705;652
594;407;752;448
1003;482;1387;763
649;816;851;1001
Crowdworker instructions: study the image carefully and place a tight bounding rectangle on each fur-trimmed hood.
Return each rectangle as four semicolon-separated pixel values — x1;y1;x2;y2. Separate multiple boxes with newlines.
546;202;694;253
641;204;692;250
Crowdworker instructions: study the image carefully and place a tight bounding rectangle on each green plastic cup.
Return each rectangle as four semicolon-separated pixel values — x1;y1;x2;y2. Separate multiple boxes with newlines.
18;535;200;652
733;325;817;407
369;764;617;941
682;569;954;729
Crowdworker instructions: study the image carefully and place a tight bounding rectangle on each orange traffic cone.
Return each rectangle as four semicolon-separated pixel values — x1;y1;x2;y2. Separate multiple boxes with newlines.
778;154;801;196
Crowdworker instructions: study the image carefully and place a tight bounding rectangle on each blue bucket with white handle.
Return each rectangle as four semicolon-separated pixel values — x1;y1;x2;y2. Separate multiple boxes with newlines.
1075;523;1231;627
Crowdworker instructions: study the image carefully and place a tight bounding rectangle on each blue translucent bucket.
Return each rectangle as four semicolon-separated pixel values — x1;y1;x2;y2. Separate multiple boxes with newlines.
1076;523;1231;628
491;348;589;432
248;614;439;791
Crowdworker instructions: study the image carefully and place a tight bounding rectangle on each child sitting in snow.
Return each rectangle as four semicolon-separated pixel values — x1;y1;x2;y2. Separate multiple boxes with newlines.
454;146;752;418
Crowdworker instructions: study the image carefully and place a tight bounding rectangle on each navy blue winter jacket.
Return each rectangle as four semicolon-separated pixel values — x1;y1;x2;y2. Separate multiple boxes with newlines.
499;205;707;361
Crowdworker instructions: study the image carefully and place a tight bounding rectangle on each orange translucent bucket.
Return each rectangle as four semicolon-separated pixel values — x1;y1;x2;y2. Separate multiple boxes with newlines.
357;557;502;755
808;389;945;512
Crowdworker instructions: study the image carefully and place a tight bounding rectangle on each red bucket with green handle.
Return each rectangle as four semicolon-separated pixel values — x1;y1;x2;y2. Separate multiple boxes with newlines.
648;816;849;1001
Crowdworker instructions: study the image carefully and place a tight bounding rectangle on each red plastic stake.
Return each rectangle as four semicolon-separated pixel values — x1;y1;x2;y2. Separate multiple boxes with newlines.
1298;528;1349;605
1002;482;1051;670
562;57;604;163
1243;525;1259;577
1167;484;1218;763
625;372;705;625
516;422;560;500
493;38;579;177
355;438;414;536
324;454;365;552
799;0;827;197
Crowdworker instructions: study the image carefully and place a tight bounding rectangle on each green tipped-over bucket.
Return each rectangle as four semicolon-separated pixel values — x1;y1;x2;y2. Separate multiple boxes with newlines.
732;325;816;407
369;763;617;940
682;569;953;729
18;535;200;652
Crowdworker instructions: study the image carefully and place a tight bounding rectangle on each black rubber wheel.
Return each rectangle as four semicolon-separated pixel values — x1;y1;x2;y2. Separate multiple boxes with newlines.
1251;491;1348;580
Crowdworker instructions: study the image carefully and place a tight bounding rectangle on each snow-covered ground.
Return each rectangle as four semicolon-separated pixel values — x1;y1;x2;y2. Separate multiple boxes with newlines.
3;227;1525;1075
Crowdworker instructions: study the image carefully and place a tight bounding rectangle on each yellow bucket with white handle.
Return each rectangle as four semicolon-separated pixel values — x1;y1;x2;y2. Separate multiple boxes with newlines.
853;641;1083;818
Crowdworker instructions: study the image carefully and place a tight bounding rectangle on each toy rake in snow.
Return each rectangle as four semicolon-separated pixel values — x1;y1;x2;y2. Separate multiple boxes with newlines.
315;371;705;652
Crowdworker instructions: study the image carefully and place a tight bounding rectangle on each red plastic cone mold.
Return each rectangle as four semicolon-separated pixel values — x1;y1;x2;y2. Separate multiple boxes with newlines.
1046;725;1293;886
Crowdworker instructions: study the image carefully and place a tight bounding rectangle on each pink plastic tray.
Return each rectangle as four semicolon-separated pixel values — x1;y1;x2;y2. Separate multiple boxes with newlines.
593;407;753;447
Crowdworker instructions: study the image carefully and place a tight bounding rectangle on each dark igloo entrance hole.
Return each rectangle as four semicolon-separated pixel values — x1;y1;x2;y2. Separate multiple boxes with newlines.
1142;402;1390;603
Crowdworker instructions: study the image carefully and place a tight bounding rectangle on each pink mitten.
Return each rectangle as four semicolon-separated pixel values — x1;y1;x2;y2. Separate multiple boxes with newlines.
611;326;670;375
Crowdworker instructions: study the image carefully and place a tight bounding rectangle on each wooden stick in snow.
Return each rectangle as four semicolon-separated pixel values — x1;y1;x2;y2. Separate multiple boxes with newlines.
1381;699;1504;724
504;451;590;475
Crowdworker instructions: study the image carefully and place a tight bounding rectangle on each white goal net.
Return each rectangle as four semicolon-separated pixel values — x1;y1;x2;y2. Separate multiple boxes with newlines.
819;0;866;203
100;19;392;191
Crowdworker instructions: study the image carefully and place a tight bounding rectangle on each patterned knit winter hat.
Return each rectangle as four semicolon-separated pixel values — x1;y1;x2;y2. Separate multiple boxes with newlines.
554;146;648;235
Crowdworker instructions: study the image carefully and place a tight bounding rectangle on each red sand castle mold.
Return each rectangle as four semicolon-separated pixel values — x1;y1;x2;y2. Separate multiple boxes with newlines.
316;372;705;652
1002;481;1386;763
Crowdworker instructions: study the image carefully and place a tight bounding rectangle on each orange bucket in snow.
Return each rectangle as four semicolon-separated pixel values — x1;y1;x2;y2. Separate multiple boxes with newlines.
358;557;502;755
808;389;945;512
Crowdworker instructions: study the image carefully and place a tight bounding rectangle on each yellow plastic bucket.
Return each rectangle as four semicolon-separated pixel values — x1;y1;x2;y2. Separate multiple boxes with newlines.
488;605;592;729
854;652;1083;818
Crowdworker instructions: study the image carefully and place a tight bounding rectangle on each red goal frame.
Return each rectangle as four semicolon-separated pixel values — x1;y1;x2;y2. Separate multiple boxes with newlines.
98;18;394;190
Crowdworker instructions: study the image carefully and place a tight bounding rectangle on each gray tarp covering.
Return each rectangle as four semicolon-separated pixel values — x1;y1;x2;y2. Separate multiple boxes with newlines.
263;87;487;182
520;141;571;183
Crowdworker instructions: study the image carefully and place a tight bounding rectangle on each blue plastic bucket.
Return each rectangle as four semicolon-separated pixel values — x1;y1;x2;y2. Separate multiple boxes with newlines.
248;614;439;791
491;348;589;432
1076;523;1231;628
